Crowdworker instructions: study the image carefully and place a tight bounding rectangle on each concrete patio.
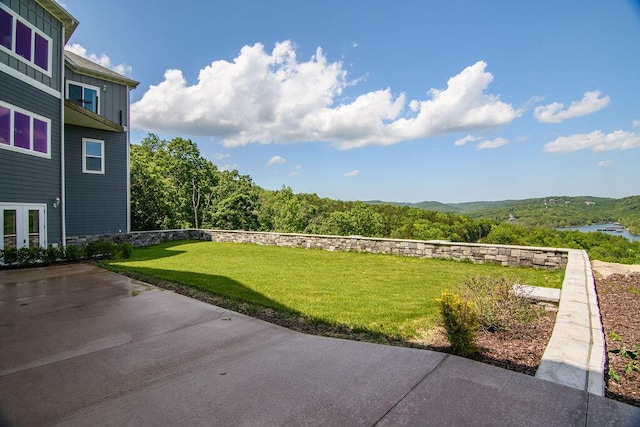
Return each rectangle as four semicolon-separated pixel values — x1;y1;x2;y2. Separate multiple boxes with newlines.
1;264;638;426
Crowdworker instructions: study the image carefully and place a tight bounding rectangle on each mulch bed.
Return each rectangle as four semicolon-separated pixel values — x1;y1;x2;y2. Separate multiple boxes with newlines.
413;308;557;377
597;273;640;407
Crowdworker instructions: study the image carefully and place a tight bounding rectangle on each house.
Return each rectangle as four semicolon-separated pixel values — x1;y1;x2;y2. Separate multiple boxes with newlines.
0;0;138;251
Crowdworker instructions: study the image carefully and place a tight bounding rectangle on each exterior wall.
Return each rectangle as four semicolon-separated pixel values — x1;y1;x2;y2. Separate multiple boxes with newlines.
0;0;63;92
64;125;127;236
0;67;62;244
64;67;129;125
67;229;569;270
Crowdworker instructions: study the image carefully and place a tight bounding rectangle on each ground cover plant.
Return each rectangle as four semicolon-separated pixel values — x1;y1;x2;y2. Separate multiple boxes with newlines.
105;240;563;342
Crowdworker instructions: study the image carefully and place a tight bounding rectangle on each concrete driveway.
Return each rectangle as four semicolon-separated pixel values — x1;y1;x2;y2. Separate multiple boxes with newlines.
1;264;638;426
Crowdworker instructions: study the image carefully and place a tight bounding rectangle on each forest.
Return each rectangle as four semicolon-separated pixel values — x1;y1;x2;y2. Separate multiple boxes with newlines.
131;134;640;264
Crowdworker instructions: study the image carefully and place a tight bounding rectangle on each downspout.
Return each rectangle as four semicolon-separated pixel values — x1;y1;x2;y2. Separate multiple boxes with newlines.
60;26;66;246
126;87;131;233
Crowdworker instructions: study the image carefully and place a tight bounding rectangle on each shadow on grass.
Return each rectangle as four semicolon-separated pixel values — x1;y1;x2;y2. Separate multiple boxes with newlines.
104;240;549;377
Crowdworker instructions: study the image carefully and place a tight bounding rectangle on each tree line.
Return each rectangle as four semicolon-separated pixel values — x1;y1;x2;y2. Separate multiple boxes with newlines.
131;134;640;264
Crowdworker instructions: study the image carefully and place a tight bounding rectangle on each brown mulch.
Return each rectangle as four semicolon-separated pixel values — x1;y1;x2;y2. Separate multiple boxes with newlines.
412;307;557;377
596;272;640;407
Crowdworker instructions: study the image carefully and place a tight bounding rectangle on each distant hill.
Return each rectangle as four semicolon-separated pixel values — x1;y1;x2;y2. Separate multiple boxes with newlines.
365;195;640;232
365;200;461;212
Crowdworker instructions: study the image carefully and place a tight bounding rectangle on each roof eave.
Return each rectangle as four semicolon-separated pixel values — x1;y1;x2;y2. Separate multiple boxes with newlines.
64;59;140;89
36;0;78;42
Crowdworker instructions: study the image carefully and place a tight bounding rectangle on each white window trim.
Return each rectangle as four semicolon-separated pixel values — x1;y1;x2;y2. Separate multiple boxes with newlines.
0;100;52;159
66;80;101;115
0;3;53;77
82;138;105;174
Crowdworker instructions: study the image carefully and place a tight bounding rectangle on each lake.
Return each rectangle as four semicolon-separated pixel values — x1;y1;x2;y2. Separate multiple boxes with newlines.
559;223;640;242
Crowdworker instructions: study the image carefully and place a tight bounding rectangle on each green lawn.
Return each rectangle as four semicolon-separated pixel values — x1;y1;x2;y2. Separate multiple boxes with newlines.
106;240;564;340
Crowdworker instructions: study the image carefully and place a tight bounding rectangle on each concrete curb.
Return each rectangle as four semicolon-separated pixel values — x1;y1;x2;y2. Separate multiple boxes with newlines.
535;250;606;396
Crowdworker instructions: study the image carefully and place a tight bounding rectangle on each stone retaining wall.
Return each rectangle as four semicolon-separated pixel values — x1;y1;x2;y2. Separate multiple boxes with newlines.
67;229;569;269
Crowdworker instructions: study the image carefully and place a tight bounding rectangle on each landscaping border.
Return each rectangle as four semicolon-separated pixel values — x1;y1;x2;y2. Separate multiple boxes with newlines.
535;249;605;396
67;229;569;269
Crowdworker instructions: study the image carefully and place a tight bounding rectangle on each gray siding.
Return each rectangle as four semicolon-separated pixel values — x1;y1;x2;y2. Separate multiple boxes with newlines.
64;68;129;126
0;0;63;92
64;125;128;236
0;71;62;244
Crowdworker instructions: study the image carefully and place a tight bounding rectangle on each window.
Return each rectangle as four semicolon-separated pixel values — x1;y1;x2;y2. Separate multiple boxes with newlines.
82;138;105;174
0;4;52;75
67;81;100;114
0;100;51;158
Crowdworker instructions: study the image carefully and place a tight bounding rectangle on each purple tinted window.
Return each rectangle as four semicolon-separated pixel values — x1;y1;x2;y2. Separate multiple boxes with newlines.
15;20;31;61
14;111;30;149
33;118;47;153
0;106;10;145
34;33;48;70
0;8;12;49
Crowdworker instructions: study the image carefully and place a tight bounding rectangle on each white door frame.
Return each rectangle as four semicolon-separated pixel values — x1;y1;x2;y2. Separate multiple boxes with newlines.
0;203;47;250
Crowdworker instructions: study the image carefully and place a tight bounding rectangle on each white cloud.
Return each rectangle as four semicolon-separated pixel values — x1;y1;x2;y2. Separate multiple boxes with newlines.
454;135;480;146
212;153;230;161
544;130;640;153
131;41;519;149
344;170;360;177
267;155;286;167
476;137;509;150
534;91;610;123
219;164;238;171
289;165;302;176
633;119;640;129
597;160;613;167
65;43;132;76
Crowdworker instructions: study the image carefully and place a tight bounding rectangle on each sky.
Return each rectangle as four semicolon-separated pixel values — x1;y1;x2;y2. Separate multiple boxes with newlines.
60;0;640;203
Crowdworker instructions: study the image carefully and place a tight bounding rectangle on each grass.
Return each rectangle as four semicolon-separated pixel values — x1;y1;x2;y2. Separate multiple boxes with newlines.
105;240;564;341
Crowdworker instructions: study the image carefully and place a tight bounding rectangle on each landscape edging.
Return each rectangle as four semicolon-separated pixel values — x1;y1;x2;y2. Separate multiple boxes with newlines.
535;249;605;396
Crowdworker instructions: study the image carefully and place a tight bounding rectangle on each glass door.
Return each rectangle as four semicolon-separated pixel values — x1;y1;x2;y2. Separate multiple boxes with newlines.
3;208;18;249
0;204;46;250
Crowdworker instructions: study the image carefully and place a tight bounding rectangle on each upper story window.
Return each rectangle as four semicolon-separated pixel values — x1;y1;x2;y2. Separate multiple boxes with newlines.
0;100;51;159
0;4;52;76
67;81;100;114
82;138;105;174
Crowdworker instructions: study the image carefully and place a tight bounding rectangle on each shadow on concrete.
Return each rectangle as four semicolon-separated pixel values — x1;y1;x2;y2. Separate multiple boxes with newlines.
103;240;551;377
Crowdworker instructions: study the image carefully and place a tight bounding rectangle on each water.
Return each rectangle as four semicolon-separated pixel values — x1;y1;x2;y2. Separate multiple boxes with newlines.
559;223;640;242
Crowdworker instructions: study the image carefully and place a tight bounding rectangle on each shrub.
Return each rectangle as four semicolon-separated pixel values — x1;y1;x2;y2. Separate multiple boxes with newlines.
461;276;539;332
43;246;63;265
120;242;133;259
64;245;84;261
17;247;40;265
0;248;17;265
86;241;118;260
438;290;479;356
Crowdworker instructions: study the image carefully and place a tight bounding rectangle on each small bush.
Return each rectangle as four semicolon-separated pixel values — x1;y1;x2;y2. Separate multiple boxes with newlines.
1;248;18;265
461;276;539;332
17;247;40;265
120;242;133;259
86;241;118;260
43;246;63;265
64;245;84;261
438;290;479;356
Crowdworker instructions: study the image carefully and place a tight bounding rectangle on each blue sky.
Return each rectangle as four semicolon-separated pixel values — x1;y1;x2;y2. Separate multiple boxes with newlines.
61;0;640;203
